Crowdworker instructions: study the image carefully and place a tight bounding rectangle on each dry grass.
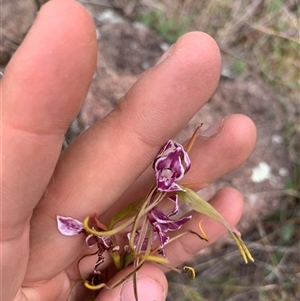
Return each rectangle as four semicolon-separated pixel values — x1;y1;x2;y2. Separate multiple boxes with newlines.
167;202;299;300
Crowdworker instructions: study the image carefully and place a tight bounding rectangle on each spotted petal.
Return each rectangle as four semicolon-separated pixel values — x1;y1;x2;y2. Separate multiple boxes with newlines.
57;215;83;236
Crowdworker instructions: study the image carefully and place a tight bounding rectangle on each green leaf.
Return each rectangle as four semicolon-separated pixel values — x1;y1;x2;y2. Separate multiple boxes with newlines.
178;186;240;235
179;186;254;263
108;198;145;230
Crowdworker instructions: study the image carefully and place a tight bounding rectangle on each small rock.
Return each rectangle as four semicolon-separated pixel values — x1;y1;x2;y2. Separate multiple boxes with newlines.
279;167;289;177
272;134;284;144
251;162;271;183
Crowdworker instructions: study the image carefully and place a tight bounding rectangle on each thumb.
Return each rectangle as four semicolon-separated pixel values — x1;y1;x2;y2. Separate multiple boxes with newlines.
96;263;168;301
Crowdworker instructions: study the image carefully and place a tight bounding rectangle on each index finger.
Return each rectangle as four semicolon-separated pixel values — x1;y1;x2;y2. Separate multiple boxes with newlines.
1;0;97;299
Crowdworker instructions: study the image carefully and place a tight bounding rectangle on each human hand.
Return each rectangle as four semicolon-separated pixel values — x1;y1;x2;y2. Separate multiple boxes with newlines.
1;0;256;300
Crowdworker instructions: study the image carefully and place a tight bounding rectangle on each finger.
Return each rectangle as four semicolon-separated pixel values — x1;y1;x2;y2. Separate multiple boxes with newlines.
96;263;168;301
1;0;97;298
27;32;221;282
102;113;256;220
2;0;97;234
183;113;256;186
163;187;244;266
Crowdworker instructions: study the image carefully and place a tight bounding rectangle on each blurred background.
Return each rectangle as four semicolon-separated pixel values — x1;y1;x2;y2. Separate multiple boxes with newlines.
1;0;299;300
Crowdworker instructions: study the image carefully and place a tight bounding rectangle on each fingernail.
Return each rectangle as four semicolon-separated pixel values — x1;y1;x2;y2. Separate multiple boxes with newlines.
121;276;164;301
155;44;175;65
200;119;224;139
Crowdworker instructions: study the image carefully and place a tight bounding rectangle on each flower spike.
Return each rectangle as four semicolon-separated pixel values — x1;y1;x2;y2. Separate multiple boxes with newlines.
56;127;254;299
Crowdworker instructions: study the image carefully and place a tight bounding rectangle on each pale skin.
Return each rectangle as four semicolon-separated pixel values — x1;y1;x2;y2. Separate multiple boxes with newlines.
1;0;256;300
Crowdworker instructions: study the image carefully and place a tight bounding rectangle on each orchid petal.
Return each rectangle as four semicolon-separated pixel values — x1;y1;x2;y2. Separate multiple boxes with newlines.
86;235;98;247
168;195;179;216
148;207;191;248
57;215;83;236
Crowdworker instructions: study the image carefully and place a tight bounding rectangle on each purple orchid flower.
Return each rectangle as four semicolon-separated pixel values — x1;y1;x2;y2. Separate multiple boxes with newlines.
128;195;190;255
57;215;115;250
57;215;119;273
154;140;191;192
148;207;191;248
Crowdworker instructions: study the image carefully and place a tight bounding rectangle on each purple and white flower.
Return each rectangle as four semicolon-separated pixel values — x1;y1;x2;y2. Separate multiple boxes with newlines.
57;215;119;272
128;195;191;254
154;140;191;192
57;215;119;252
148;207;191;248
